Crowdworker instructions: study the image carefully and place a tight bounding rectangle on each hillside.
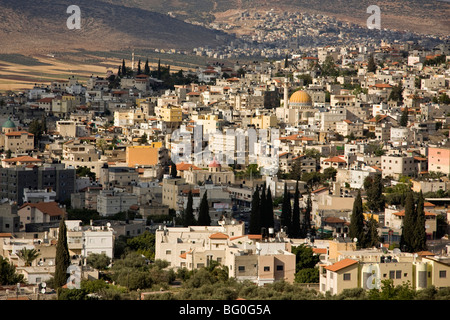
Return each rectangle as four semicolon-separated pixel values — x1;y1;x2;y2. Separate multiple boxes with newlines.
0;0;231;55
101;0;450;36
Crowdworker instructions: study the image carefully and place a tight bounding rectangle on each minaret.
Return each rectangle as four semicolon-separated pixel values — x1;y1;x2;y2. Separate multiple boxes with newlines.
132;50;135;71
283;77;289;109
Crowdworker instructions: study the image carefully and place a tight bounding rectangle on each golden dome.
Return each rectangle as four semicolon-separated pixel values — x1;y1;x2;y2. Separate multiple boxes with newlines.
289;90;312;106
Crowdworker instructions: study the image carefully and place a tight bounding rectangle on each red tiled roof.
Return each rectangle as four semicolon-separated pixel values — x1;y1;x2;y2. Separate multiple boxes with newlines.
209;232;229;240
19;202;64;217
325;259;358;272
3;156;42;163
323;156;346;163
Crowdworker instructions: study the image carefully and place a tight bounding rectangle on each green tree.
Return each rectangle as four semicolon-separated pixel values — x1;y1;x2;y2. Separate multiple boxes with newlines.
292;244;320;283
389;84;404;104
144;58;150;75
400;190;416;253
170;160;178;178
367;54;377;73
413;191;427;252
197;191;211;226
0;256;24;285
290;181;301;238
265;187;275;230
54;218;71;288
289;158;303;181
138;133;148;144
365;214;380;248
303;191;312;237
400;107;409;127
86;253;111;270
28;118;45;149
122;59;127;77
365;174;385;212
137;59;142;75
280;184;292;233
18;248;40;267
183;190;197;227
349;190;365;247
249;186;261;234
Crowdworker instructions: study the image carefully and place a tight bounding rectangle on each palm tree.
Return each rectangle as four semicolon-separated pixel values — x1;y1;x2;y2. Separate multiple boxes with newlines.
18;248;40;267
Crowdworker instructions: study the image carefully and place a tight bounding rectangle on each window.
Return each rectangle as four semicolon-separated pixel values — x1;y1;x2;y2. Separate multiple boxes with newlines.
264;266;270;272
238;266;245;272
276;265;284;271
396;270;402;279
439;270;447;278
165;250;171;255
389;271;395;279
343;273;351;281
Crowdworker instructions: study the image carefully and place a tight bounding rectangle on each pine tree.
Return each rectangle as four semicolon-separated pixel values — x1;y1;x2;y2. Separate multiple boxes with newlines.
144;58;150;75
183;190;196;227
137;59;142;75
400;190;416;252
413;191;427;252
54;218;70;288
289;158;302;181
280;184;292;234
249;186;261;234
291;181;301;238
197;191;211;226
349;189;365;247
117;65;122;77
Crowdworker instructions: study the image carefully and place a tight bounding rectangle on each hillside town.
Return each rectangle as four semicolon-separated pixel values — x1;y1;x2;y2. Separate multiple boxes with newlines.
0;36;450;301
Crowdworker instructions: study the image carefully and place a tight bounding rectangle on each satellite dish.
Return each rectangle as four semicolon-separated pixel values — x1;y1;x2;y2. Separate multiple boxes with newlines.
393;248;401;254
41;289;46;294
41;282;46;288
106;222;111;228
353;238;358;243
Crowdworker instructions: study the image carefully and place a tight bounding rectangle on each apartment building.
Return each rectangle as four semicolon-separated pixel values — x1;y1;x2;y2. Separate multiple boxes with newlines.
96;190;138;216
155;218;296;285
428;147;450;175
0;164;76;205
319;248;450;295
381;154;416;179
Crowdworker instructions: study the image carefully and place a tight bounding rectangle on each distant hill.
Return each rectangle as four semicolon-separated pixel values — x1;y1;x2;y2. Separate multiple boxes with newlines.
101;0;450;36
0;0;232;55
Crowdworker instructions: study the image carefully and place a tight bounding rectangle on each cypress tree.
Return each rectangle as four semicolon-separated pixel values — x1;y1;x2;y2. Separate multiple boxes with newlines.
367;54;377;73
183;190;196;227
400;190;416;252
280;184;292;234
291;181;301;238
54;218;70;288
366;174;385;212
303;191;312;237
260;183;267;231
137;59;142;75
198;191;211;226
400;107;409;127
157;59;161;79
122;59;126;77
266;187;275;229
349;189;365;247
117;65;122;77
413;191;427;252
170;161;178;178
249;186;261;234
365;214;380;248
144;58;150;75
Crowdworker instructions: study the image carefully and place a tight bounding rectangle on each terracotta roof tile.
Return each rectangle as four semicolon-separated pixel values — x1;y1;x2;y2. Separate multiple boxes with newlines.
325;258;358;272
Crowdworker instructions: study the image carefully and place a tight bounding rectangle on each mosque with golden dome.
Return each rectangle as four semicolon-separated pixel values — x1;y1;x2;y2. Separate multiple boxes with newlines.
276;78;315;124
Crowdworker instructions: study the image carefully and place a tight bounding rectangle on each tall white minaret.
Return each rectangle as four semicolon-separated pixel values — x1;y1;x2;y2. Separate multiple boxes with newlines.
283;77;289;108
132;50;135;71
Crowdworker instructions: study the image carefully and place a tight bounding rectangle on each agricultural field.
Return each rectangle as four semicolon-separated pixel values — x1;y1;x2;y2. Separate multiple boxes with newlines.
0;50;226;93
